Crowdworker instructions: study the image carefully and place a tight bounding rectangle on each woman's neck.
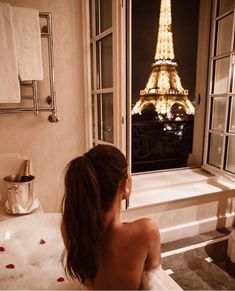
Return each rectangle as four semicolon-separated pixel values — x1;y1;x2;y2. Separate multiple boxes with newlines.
103;194;122;229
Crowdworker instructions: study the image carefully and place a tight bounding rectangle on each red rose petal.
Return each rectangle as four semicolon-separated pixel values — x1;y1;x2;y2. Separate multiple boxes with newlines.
0;247;5;252
40;239;46;244
57;277;64;282
6;264;15;269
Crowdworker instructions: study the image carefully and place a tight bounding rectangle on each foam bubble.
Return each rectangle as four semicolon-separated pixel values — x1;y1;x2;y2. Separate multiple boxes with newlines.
0;214;82;290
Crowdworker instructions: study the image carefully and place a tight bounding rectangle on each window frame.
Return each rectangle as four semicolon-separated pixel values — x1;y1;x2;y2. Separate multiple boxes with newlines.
82;0;126;151
203;0;235;180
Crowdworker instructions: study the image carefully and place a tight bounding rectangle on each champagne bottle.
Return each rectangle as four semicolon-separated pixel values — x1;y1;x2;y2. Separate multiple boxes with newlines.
20;160;31;182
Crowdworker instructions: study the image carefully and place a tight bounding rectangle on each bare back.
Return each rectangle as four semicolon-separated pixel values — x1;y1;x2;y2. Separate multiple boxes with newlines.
88;218;161;290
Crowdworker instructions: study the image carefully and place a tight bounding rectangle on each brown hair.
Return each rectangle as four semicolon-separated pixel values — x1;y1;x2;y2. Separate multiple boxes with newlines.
61;145;128;283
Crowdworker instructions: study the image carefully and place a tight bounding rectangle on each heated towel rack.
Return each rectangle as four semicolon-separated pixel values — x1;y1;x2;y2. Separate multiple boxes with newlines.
0;12;59;123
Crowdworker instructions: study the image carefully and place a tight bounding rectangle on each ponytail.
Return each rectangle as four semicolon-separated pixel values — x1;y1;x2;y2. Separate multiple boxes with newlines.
62;156;103;283
62;145;128;284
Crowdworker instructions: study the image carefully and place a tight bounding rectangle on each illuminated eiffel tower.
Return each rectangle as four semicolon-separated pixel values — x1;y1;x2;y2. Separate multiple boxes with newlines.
132;0;195;121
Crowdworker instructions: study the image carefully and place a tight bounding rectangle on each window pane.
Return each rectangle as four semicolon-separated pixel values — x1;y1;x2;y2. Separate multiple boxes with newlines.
231;56;235;93
95;0;112;35
211;97;226;131
100;0;112;32
97;94;101;139
89;0;93;38
217;0;234;16
92;95;95;139
208;133;224;168
96;35;113;89
225;135;235;173
90;45;94;90
215;14;233;56
212;57;230;94
95;0;100;35
229;97;235;133
97;93;113;143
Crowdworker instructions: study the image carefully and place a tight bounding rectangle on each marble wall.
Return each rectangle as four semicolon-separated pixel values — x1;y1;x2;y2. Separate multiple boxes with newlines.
0;0;86;212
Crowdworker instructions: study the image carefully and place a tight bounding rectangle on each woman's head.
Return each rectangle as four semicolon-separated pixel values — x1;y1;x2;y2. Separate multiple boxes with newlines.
62;144;129;283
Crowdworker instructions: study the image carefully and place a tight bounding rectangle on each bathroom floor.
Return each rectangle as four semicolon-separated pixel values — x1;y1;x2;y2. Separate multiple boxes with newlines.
161;228;235;290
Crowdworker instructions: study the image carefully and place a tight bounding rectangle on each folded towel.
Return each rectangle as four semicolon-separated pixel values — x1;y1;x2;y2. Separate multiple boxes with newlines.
141;266;183;290
12;7;43;81
0;2;20;103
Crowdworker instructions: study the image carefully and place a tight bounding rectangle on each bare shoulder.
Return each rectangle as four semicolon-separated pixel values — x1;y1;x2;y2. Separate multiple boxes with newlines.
128;218;160;240
120;218;161;270
134;218;158;230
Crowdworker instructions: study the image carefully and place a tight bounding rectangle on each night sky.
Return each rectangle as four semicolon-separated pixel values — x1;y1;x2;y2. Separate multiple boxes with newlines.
131;0;200;104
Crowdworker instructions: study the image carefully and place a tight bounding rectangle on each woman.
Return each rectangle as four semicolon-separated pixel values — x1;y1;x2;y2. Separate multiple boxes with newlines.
61;145;161;290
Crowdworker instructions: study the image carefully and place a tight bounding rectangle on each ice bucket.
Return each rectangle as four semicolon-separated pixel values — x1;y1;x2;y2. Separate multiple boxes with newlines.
4;175;35;214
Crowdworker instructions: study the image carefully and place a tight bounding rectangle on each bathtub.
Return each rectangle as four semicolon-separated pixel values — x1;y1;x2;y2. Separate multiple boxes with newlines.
0;213;182;290
0;213;81;290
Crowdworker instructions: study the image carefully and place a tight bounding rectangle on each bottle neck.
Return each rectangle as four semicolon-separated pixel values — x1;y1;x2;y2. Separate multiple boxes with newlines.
23;160;30;176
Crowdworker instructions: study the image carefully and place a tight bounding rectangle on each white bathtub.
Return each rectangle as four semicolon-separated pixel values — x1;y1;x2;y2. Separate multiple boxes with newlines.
0;213;81;290
0;213;182;290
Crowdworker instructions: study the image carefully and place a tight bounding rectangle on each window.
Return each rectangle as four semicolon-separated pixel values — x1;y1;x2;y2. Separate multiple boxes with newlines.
203;0;235;178
86;0;126;150
85;0;235;180
129;0;200;173
90;0;114;145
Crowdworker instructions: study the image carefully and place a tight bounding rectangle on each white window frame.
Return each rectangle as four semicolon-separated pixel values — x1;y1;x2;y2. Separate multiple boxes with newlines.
81;0;126;152
203;0;235;180
189;0;213;167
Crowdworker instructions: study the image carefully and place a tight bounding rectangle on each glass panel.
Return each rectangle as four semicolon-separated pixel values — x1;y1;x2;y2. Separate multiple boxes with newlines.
216;14;233;56
225;135;235;173
100;0;112;32
211;97;227;131
97;93;113;143
212;57;230;94
95;0;100;36
95;0;112;35
229;97;235;133
92;95;95;139
89;0;93;38
218;0;234;16
102;93;113;142
97;94;101;139
231;56;235;93
96;35;113;89
208;133;224;168
90;44;94;90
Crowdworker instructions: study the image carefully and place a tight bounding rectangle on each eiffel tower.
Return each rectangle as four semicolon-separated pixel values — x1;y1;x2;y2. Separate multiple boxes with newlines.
132;0;195;121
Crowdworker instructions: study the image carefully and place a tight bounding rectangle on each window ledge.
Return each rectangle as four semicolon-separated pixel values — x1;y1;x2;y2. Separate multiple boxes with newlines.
129;168;235;209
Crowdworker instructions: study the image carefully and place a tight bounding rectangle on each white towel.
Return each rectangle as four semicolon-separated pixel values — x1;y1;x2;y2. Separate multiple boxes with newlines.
0;2;20;103
12;7;43;81
141;266;183;290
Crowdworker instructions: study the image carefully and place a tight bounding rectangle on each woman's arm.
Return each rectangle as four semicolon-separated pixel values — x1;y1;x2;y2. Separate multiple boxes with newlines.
144;220;161;270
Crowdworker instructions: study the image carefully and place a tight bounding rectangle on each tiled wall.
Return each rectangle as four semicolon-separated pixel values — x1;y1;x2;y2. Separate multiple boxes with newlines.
0;0;86;212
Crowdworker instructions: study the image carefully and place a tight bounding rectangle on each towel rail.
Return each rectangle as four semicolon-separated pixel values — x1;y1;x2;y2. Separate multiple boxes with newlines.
0;12;59;123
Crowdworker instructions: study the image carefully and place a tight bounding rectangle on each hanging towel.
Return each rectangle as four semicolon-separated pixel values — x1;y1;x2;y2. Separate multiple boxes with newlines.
12;7;43;81
0;2;20;103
